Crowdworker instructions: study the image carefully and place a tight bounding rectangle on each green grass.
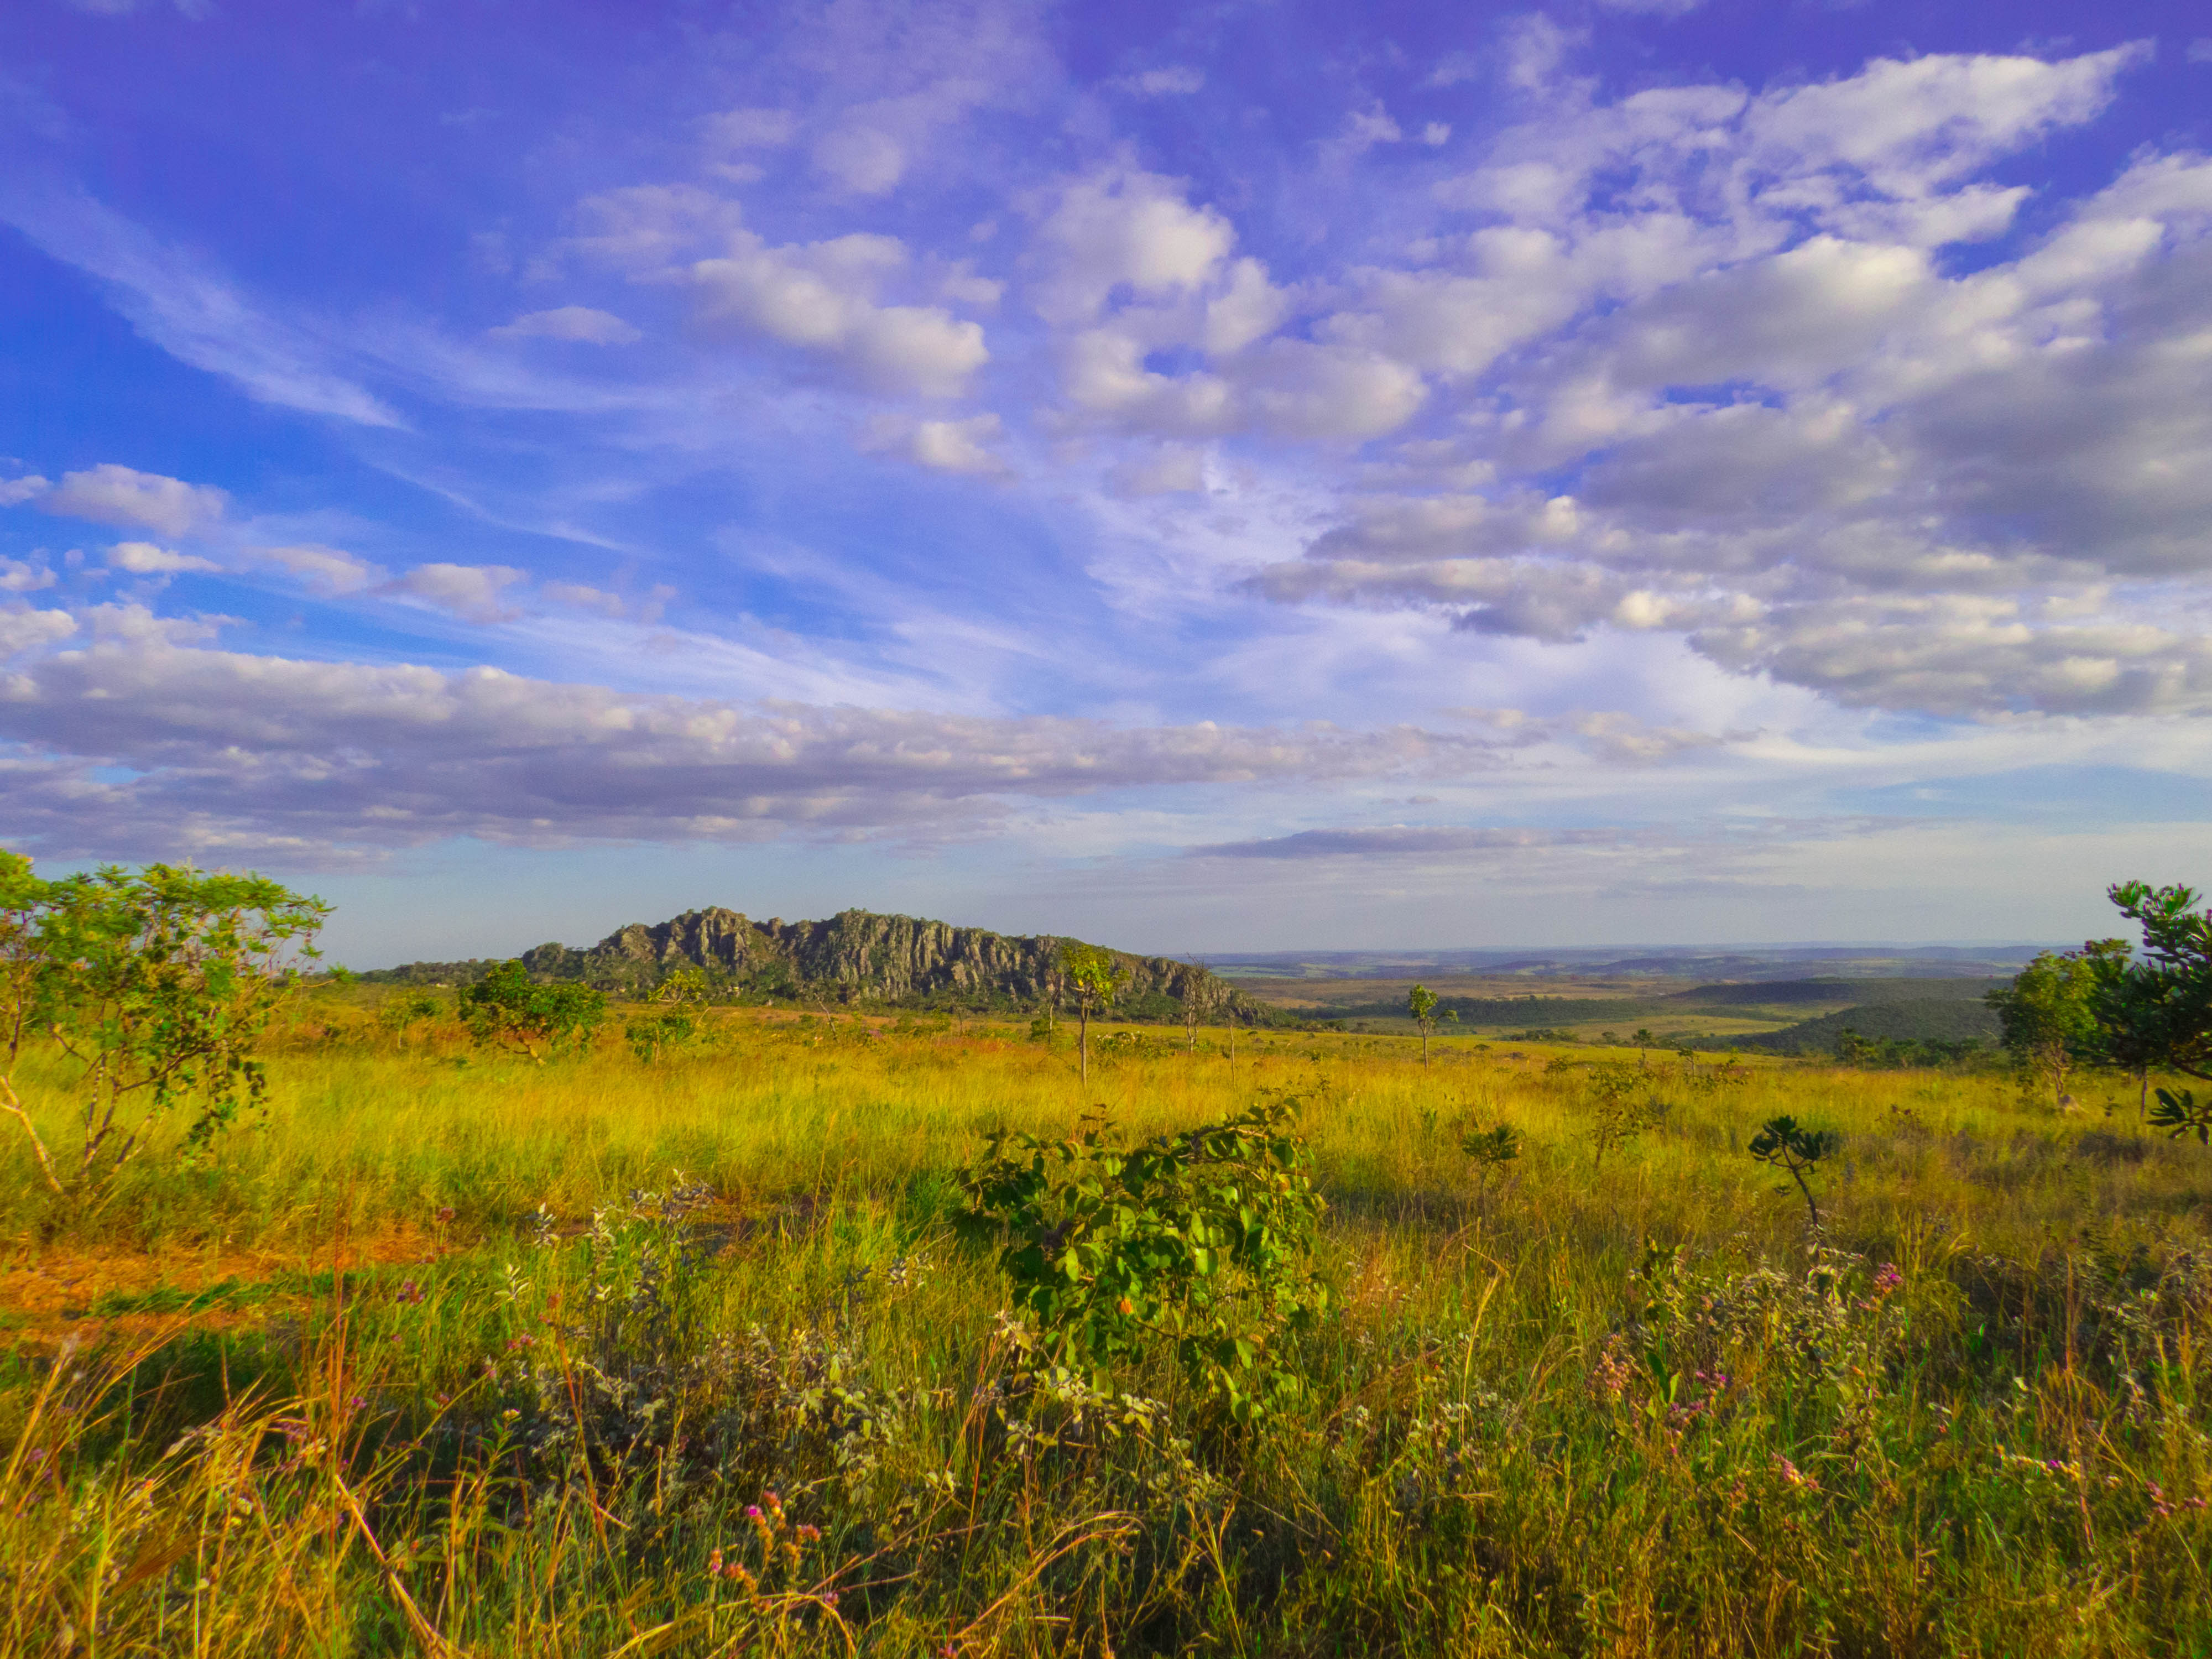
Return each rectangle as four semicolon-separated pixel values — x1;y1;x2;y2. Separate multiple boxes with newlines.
2;1000;2209;1656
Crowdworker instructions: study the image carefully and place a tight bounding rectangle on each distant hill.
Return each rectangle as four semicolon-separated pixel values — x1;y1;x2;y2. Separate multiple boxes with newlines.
357;907;1273;1024
1673;977;2004;1008
1215;946;2050;981
1733;997;2003;1055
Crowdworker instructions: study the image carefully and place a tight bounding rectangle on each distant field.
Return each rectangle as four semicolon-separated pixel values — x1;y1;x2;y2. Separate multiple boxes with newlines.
3;990;2205;1655
1229;970;2007;1052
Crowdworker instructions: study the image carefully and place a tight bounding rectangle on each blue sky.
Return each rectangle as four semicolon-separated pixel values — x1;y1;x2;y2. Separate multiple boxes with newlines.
3;0;2210;966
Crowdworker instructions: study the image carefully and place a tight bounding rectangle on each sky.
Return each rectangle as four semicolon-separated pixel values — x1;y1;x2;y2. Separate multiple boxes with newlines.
3;0;2210;967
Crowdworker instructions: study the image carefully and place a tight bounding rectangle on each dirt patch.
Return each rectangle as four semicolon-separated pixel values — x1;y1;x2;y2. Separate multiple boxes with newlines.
0;1224;444;1355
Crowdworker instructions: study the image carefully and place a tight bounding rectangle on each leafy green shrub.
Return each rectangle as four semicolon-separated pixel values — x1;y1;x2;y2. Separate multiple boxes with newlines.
624;1011;695;1062
957;1093;1331;1425
2149;1087;2211;1147
457;960;605;1061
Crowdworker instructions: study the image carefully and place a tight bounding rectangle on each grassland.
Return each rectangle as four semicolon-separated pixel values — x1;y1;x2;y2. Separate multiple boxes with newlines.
3;994;2209;1656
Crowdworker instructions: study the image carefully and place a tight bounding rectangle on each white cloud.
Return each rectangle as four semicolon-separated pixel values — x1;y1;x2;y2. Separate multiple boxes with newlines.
815;126;909;195
1230;44;2212;719
258;544;384;596
688;232;988;395
1108;447;1208;497
489;306;642;344
108;541;222;575
540;581;672;622
1031;168;1238;325
567;184;744;268
0;557;55;593
904;414;1008;476
0;609;75;658
0;634;1518;859
39;463;228;537
382;564;526;624
0;476;48;506
2189;39;2212;65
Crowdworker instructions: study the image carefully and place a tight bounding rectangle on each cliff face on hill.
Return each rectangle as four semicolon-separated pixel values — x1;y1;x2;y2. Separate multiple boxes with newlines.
373;906;1267;1022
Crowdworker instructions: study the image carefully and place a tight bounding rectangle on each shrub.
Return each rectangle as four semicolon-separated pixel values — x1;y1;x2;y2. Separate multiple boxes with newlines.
457;961;606;1061
957;1092;1331;1425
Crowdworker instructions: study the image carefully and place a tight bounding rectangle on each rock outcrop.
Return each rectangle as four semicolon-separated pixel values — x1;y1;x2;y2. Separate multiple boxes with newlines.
477;906;1269;1021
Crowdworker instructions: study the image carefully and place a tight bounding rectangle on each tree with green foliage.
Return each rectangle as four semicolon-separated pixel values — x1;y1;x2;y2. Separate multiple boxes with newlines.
1059;942;1128;1087
1987;950;2104;1109
1407;983;1458;1068
957;1093;1331;1425
1632;1026;1657;1068
1;852;327;1194
457;960;606;1062
655;966;712;1008
1749;1115;1843;1226
2079;882;2212;1104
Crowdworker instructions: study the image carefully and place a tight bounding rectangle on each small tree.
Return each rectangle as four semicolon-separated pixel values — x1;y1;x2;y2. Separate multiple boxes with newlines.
625;1010;695;1062
2081;883;2212;1103
1748;1115;1843;1227
1989;951;2101;1109
656;966;712;1008
1585;1063;1658;1169
1459;1122;1522;1216
458;961;606;1062
1060;942;1129;1087
1181;959;1220;1055
1632;1027;1657;1070
1407;983;1458;1068
1;854;328;1194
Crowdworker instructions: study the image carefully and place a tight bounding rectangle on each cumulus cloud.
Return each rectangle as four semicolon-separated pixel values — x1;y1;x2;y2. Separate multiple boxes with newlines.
0;557;55;594
108;541;221;575
489;306;642;344
381;564;526;624
0;635;1515;859
0;476;49;506
39;463;228;537
0;609;76;658
1234;43;2212;718
898;414;1008;476
687;231;989;395
257;544;384;596
1031;168;1238;325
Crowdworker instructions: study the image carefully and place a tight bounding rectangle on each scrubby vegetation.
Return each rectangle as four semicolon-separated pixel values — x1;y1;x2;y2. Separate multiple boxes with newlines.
4;868;2211;1656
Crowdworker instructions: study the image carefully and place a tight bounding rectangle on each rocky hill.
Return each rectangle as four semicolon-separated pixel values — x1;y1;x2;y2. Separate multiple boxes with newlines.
361;907;1273;1023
